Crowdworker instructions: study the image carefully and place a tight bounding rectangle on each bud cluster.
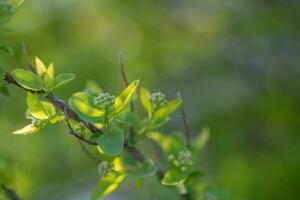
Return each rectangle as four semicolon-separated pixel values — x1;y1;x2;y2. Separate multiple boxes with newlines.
149;92;167;111
97;161;113;177
94;93;116;110
168;150;193;172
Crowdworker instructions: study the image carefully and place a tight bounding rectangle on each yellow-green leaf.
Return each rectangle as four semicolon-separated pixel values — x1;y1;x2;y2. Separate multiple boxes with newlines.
43;63;54;88
35;57;47;76
51;73;75;90
11;69;44;91
109;80;139;118
27;93;55;120
153;98;182;123
69;92;104;123
140;87;152;117
12;124;40;135
91;172;127;200
161;170;187;186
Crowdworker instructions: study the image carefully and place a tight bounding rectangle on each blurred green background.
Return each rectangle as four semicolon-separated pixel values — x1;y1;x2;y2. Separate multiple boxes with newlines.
1;0;300;199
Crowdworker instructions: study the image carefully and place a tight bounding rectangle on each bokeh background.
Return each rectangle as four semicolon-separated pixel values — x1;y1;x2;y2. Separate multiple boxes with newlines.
1;0;300;199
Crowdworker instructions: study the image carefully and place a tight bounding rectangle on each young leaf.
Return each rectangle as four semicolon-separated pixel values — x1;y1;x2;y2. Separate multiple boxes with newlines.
153;98;182;123
12;124;40;135
69;92;104;123
129;159;157;179
140;87;152;116
109;80;139;118
193;127;210;153
97;127;124;156
35;57;47;76
148;132;185;154
91;171;127;200
0;46;13;56
43;63;54;88
161;170;187;186
51;73;75;90
27;93;56;120
11;69;44;91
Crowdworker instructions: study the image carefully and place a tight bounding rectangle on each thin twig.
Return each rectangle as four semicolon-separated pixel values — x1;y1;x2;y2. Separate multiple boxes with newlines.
118;51;135;139
0;183;21;200
22;43;35;73
78;140;101;162
177;92;191;149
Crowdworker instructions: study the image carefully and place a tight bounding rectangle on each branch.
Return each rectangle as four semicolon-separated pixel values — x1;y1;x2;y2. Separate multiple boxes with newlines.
0;183;21;200
177;92;191;148
21;43;35;73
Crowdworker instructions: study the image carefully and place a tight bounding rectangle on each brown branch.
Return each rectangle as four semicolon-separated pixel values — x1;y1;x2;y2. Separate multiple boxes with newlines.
177;92;191;149
0;183;21;200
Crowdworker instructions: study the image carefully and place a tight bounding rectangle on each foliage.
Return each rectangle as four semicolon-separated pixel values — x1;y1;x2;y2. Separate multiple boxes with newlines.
0;56;220;200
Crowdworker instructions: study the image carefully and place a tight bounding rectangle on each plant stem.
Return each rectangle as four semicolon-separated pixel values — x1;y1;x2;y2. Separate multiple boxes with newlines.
177;92;191;149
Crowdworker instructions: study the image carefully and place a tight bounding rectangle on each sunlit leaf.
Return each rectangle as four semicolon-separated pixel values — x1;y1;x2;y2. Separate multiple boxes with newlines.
35;57;47;76
148;132;185;154
51;73;75;90
69;92;104;123
12;124;40;135
109;80;139;118
11;69;44;91
140;87;152;117
27;93;56;120
49;115;64;124
129;159;157;179
97;127;124;156
91;171;127;200
153;98;182;123
161;170;187;186
43;63;54;88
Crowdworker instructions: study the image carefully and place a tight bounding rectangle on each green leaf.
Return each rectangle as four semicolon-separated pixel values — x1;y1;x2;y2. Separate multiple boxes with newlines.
0;85;9;96
43;63;54;88
148;132;185;154
121;112;141;128
129;159;157;179
12;124;40;135
153;98;182;123
193;127;210;153
49;115;64;124
161;170;187;186
0;46;13;56
91;171;127;200
0;0;23;26
97;127;124;156
69;92;104;123
140;87;152;116
51;73;75;90
109;80;139;118
11;69;44;91
27;93;56;120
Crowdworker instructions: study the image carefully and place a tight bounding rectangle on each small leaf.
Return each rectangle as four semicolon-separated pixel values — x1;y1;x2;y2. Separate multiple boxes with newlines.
49;115;64;124
129;159;157;179
69;92;104;123
193;127;210;153
148;132;185;154
140;87;152;117
97;127;124;156
35;57;47;76
43;63;54;88
27;93;55;120
161;170;187;186
109;80;139;118
0;82;9;96
91;171;127;200
12;124;40;135
0;46;13;56
51;73;75;90
11;69;44;91
153;98;182;123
